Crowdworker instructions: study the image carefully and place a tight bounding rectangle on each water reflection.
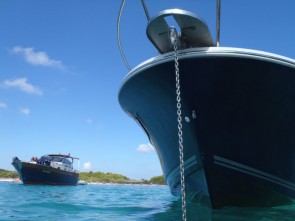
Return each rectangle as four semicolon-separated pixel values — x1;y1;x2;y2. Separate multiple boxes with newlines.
147;199;295;221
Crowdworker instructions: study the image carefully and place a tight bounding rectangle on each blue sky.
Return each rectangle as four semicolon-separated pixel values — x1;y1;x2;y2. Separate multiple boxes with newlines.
0;1;295;180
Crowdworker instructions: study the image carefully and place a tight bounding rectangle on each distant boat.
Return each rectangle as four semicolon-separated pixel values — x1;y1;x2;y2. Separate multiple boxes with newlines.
12;154;79;185
118;1;295;208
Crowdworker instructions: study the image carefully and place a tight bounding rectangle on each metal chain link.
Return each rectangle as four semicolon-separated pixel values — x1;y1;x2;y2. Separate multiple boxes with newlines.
169;27;187;221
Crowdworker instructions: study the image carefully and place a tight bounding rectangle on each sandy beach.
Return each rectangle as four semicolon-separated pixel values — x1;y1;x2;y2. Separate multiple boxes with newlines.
0;178;165;186
0;178;20;182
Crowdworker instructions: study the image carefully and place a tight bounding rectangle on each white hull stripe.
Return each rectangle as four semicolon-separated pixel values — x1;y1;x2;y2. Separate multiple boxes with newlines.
213;155;295;191
166;154;201;186
168;155;198;178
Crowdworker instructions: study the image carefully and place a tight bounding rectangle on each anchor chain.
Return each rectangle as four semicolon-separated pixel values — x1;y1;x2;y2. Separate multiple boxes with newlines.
169;26;187;221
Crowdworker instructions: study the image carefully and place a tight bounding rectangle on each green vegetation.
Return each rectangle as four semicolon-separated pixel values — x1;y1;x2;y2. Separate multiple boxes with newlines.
80;171;166;185
80;171;130;183
0;169;18;178
149;175;165;185
0;168;166;185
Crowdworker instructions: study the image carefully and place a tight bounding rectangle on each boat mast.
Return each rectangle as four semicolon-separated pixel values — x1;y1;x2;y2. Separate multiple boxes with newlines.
216;0;221;46
117;0;131;71
141;0;150;21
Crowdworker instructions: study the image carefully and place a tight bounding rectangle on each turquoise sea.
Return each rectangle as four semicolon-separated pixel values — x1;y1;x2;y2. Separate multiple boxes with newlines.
0;182;295;221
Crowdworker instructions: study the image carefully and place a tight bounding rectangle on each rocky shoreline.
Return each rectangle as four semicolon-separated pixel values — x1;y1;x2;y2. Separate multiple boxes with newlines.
0;178;166;186
0;178;20;182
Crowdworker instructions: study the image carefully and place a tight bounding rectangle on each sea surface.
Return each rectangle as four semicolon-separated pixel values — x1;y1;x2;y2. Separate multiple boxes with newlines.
0;181;295;221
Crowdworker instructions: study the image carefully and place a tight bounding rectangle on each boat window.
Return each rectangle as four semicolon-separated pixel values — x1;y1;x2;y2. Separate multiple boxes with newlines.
51;156;63;162
37;155;51;166
62;158;72;166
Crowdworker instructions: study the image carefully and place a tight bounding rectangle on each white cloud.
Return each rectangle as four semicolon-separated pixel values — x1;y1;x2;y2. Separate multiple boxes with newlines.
12;46;64;69
1;78;43;96
136;143;155;153
0;102;7;109
83;162;92;170
19;107;30;116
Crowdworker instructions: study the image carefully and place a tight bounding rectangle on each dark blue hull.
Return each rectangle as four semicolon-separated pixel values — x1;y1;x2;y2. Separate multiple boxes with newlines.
119;48;295;208
12;161;79;185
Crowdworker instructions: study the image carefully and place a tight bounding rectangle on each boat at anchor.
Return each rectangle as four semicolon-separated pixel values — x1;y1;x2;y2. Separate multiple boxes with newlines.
118;1;295;208
12;154;79;185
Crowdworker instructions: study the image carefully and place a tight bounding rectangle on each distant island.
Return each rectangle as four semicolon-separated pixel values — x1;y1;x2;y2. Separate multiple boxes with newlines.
0;169;18;179
0;168;166;185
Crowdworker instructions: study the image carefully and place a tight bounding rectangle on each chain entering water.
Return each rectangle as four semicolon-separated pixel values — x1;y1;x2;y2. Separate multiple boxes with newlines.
169;26;187;221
